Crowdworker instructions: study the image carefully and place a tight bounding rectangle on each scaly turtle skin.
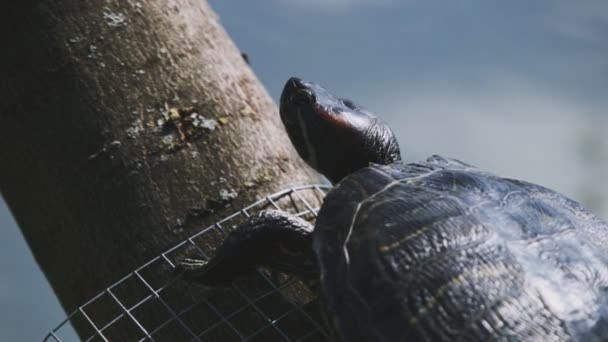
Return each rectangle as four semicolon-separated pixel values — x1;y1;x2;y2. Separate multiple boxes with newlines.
180;78;608;341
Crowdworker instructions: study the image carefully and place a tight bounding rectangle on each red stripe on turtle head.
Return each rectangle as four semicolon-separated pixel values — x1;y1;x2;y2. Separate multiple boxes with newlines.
280;78;401;184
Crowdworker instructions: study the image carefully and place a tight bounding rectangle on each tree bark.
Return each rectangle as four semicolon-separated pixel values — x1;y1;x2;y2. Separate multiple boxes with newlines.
0;1;320;340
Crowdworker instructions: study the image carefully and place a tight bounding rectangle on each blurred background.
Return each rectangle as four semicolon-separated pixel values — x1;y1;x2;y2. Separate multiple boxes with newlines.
1;0;607;340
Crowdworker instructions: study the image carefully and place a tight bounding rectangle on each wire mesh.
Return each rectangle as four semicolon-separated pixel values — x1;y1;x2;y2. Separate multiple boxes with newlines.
44;184;332;342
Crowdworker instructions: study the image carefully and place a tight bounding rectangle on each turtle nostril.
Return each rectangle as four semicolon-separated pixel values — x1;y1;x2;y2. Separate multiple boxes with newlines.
282;77;308;105
289;77;304;88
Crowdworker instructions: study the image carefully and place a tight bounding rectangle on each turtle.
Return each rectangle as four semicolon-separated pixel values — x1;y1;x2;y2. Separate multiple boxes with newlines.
179;77;608;341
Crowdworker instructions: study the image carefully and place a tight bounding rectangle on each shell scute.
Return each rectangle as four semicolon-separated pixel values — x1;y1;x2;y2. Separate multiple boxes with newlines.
314;155;608;341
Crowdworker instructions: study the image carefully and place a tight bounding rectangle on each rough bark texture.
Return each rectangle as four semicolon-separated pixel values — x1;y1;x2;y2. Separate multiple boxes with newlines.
0;1;320;339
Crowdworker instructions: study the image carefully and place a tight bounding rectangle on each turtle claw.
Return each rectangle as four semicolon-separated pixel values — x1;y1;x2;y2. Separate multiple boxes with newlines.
175;256;208;280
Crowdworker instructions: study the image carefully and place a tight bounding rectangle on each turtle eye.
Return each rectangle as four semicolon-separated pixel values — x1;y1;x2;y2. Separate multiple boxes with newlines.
341;99;357;110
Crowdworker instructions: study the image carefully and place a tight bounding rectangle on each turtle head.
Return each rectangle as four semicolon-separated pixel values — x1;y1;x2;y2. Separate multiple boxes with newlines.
280;77;401;184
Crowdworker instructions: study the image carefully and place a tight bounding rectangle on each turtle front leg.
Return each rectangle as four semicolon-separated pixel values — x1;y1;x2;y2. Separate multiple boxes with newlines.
177;210;318;286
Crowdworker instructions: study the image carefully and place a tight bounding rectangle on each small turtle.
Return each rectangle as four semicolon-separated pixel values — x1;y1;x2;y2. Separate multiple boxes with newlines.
180;78;608;341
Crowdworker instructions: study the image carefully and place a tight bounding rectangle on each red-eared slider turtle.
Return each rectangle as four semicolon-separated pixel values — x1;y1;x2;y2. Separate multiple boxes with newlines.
180;78;608;341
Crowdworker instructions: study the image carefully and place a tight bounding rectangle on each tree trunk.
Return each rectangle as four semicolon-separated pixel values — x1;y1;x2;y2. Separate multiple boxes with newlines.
0;1;320;340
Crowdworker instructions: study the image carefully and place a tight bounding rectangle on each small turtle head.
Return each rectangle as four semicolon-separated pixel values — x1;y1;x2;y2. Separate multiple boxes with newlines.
280;77;401;184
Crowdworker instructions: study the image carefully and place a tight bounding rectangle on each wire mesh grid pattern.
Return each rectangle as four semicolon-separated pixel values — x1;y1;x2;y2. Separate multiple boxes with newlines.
44;184;332;342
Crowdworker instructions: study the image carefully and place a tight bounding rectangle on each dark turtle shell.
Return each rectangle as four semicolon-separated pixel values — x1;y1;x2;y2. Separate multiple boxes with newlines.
314;155;608;341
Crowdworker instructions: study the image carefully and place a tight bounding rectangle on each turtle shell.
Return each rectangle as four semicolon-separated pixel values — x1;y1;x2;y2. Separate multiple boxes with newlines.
313;155;608;341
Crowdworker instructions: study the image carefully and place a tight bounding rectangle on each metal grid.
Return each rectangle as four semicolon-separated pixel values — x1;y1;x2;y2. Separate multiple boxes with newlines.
44;184;332;342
